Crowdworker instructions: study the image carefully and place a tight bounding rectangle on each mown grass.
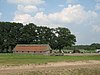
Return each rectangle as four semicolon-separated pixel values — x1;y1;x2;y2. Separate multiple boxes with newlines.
0;53;100;66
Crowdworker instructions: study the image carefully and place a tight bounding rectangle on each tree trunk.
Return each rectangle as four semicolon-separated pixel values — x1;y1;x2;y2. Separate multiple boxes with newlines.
50;50;52;53
59;49;62;53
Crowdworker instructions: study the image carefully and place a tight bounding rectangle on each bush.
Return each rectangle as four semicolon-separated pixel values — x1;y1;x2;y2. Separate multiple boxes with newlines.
72;50;80;53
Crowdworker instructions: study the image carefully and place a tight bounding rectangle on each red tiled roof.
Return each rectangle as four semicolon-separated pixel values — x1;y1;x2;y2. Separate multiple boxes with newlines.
13;44;50;52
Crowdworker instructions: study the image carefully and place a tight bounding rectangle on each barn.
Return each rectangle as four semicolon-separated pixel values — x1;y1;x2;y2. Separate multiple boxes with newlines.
13;44;51;54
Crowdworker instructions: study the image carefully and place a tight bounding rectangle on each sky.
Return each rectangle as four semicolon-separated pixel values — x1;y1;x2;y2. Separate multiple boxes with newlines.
0;0;100;45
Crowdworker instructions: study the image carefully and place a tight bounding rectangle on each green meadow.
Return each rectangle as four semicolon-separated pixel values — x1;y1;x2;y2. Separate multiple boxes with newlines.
0;53;99;66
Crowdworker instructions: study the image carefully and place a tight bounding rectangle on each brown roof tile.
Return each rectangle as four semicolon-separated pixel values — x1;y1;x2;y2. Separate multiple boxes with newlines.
13;44;51;52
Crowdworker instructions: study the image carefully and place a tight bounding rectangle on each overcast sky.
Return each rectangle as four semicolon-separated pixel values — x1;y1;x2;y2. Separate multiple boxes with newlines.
0;0;100;45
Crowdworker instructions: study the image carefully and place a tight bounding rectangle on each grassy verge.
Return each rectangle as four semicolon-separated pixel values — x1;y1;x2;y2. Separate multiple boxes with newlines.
0;53;100;66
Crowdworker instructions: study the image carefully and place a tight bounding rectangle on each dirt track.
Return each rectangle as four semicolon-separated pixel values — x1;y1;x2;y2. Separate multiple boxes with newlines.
0;60;100;75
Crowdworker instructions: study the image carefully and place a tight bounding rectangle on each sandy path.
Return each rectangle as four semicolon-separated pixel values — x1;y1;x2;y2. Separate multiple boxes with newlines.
36;60;100;68
0;60;100;75
0;60;100;69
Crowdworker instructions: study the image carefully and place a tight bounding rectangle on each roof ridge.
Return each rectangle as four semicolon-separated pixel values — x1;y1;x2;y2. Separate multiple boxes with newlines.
17;44;49;46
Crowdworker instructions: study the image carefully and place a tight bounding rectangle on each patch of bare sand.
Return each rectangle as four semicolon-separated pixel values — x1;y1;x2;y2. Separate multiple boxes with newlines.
0;60;100;75
36;60;100;67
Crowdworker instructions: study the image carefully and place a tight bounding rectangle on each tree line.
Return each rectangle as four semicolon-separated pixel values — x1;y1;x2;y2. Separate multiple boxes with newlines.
0;22;76;53
65;43;100;50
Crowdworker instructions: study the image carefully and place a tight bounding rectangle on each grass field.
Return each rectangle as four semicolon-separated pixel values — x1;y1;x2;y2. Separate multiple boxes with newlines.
0;53;100;66
0;53;100;75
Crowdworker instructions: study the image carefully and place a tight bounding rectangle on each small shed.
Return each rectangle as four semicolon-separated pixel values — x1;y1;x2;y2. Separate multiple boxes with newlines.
13;44;51;54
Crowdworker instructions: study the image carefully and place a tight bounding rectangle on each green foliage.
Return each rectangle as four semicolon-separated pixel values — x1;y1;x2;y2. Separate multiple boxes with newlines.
65;43;100;51
90;43;100;49
0;22;23;52
49;27;76;52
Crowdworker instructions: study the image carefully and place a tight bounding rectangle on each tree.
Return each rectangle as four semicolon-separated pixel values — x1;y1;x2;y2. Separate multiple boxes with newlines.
90;43;100;49
0;22;23;52
0;22;76;53
18;23;37;44
49;27;76;53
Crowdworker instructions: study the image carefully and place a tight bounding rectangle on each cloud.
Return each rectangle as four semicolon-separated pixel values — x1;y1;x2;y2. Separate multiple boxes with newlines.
92;25;100;32
7;0;45;13
33;4;97;27
7;0;45;5
91;12;100;33
10;0;45;24
95;0;100;2
33;12;49;24
17;5;38;13
95;3;100;10
95;0;100;10
13;14;33;24
13;4;98;28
